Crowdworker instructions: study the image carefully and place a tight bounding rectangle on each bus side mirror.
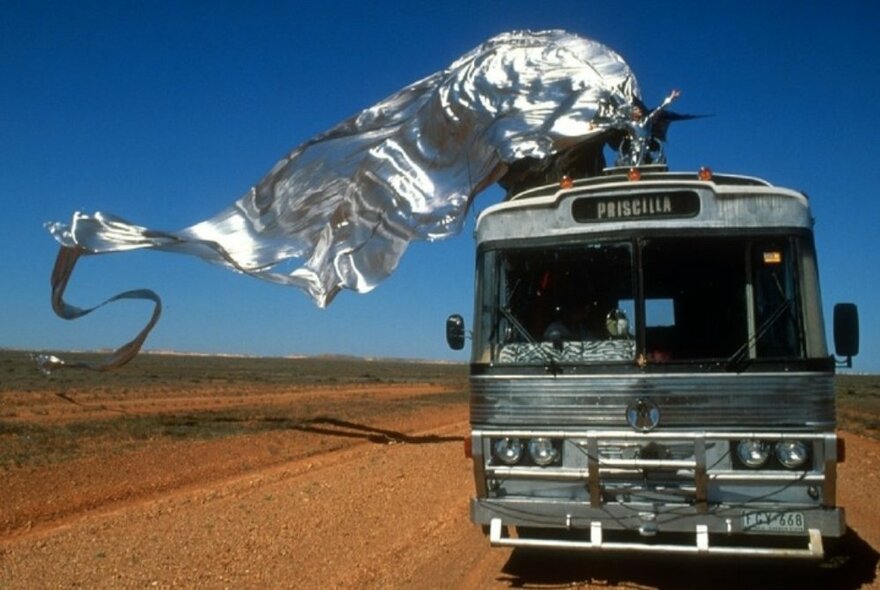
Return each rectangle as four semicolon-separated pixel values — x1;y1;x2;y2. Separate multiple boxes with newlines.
833;303;859;367
446;314;466;350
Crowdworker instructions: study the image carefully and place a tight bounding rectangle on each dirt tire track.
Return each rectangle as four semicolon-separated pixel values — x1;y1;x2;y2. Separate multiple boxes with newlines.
3;383;460;425
1;416;482;588
1;408;467;540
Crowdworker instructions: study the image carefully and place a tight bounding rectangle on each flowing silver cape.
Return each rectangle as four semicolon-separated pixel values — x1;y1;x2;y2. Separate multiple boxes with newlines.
41;29;640;371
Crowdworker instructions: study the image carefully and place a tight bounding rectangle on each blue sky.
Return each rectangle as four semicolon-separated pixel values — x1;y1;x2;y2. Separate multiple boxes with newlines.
1;1;878;371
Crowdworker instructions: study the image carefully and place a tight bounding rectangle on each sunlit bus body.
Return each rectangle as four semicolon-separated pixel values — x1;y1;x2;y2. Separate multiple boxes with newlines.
447;167;859;558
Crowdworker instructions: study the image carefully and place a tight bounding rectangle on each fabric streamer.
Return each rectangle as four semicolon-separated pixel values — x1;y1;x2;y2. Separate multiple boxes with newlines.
40;29;642;372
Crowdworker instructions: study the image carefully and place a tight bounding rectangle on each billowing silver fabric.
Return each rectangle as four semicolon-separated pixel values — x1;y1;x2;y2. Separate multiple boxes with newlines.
42;29;640;371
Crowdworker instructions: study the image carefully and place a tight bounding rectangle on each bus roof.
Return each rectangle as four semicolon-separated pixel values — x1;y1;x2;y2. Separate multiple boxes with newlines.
476;169;812;243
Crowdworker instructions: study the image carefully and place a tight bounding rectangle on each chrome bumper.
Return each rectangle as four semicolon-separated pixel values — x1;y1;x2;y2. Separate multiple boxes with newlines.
487;518;825;559
471;429;844;558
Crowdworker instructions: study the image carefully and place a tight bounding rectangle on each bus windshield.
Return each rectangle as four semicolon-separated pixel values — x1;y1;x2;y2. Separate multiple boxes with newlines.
481;236;808;367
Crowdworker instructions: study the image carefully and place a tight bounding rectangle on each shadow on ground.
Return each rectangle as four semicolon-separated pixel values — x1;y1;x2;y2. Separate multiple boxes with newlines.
498;529;878;589
290;416;461;445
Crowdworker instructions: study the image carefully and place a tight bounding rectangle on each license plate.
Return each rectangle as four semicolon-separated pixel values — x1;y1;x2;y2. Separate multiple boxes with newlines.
742;511;805;532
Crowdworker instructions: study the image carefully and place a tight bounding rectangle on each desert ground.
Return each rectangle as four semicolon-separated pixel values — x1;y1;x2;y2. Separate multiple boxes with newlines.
1;351;878;589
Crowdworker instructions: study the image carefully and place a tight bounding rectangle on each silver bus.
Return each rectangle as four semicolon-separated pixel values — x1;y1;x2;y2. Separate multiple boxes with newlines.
447;166;859;559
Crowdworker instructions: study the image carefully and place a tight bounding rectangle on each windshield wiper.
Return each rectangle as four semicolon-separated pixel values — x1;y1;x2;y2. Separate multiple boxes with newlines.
725;299;792;372
497;306;562;375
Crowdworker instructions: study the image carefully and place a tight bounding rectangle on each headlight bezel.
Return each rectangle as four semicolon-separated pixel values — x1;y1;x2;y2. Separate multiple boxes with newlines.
734;438;812;470
775;439;810;469
490;436;562;466
527;437;560;466
736;439;771;468
492;437;524;465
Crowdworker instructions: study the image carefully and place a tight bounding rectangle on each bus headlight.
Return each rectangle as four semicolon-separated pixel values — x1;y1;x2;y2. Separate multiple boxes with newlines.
493;437;524;465
775;440;809;469
737;439;770;468
528;437;560;466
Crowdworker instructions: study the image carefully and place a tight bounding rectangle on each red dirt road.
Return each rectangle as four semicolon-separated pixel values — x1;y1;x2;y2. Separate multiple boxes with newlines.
1;382;878;589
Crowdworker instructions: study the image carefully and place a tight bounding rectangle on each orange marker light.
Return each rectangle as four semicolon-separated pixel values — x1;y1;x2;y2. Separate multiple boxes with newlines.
763;251;782;264
698;166;713;181
560;175;573;189
627;168;641;181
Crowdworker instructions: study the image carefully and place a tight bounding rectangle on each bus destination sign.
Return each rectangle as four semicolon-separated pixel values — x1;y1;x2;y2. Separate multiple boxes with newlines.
572;190;701;223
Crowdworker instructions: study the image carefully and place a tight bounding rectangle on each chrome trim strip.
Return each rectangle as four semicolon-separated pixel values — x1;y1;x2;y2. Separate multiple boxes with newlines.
823;435;838;506
597;458;695;469
488;518;824;559
471;433;487;497
471;371;826;380
709;473;824;483
587;437;600;507
476;429;833;440
694;436;708;512
484;465;823;484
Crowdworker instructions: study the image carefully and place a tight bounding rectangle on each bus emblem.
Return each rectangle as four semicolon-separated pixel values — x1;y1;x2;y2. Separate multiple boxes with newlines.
626;399;661;432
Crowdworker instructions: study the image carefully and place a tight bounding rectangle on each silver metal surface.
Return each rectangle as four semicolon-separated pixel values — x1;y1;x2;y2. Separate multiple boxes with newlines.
823;436;839;505
475;499;845;534
46;30;638;300
484;464;826;484
473;430;840;542
488;517;825;558
42;29;645;371
470;373;834;428
478;429;835;441
476;184;813;245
